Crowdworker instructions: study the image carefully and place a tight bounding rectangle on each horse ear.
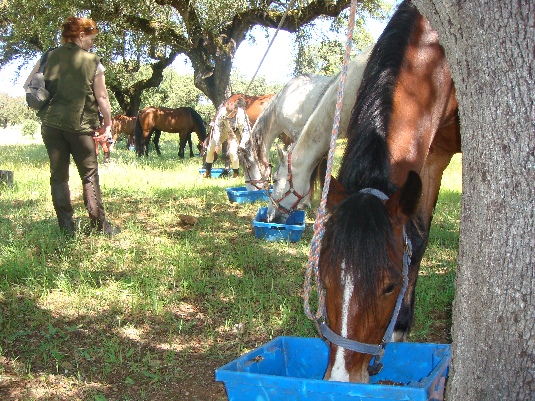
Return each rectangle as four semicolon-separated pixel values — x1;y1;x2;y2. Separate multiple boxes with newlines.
386;171;422;223
326;177;348;211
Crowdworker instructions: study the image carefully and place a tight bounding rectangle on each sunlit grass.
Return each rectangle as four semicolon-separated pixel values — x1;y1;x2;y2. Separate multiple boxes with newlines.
412;153;461;342
0;132;461;399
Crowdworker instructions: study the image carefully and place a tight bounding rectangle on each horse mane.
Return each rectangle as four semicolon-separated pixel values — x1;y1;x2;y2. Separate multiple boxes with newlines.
309;153;327;202
185;107;207;141
250;90;283;162
321;0;418;318
338;0;419;195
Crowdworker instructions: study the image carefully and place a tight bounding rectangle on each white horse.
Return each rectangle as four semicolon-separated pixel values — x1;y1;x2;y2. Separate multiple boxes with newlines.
241;73;336;190
266;46;373;222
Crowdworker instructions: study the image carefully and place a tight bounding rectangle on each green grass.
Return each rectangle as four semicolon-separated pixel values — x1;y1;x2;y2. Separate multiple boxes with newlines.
412;154;461;342
0;133;461;400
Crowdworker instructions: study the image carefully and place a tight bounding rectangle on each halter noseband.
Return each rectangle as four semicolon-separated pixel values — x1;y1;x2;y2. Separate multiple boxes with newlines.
240;148;272;191
268;151;311;216
321;187;412;375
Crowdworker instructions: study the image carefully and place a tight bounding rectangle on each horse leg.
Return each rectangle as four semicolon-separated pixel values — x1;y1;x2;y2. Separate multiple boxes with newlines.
178;135;186;159
143;131;150;157
153;129;162;156
394;140;457;342
188;133;195;158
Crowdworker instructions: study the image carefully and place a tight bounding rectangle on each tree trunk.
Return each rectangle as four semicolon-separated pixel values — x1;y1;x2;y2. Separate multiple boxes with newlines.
412;1;534;399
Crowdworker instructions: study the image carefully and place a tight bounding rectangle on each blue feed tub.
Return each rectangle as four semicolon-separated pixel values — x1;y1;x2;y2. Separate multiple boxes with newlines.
253;207;305;242
199;168;226;178
226;187;273;204
215;336;451;401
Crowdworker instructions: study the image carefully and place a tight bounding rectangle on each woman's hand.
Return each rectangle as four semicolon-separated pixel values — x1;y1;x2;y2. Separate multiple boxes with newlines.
94;125;111;142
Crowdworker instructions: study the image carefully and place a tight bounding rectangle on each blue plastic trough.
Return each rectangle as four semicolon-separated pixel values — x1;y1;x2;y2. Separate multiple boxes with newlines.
215;336;451;401
252;207;306;243
226;187;273;204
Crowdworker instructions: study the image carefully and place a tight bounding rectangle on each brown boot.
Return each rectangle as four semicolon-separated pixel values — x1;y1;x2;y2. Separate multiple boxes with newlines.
103;152;110;163
83;175;120;237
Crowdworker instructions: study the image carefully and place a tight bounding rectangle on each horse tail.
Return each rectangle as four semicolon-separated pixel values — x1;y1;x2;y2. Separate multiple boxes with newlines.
309;152;328;201
134;113;143;156
187;107;207;142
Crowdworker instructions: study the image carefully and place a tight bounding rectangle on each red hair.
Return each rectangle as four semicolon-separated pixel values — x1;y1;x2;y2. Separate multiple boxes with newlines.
61;16;98;43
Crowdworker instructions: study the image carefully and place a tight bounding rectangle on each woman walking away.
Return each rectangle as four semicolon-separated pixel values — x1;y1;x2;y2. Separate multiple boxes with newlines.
24;16;120;237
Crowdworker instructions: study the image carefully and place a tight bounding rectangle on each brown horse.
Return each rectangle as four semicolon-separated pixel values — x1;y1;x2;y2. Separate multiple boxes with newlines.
111;114;136;149
318;0;460;383
134;106;207;158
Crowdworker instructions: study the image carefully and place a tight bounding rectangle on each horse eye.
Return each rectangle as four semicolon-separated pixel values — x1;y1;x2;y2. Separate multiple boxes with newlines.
384;283;396;295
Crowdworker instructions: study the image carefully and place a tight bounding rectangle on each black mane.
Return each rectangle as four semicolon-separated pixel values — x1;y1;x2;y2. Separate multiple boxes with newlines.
322;1;419;315
186;107;207;141
338;0;420;195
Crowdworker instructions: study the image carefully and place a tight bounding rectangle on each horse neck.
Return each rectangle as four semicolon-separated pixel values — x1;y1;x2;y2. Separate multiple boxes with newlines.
277;53;368;196
387;15;457;187
250;95;280;163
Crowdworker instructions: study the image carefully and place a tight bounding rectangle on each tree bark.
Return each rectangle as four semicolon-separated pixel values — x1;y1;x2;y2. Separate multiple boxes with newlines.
412;1;535;399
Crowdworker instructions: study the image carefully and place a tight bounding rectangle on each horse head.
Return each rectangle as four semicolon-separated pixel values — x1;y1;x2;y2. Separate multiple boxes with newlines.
110;115;124;151
267;144;311;223
239;140;270;191
319;171;422;383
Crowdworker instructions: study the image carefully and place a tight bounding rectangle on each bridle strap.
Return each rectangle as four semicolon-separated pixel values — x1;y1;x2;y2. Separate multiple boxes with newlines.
358;187;389;201
244;178;269;190
268;151;311;216
320;188;412;373
240;149;271;190
320;323;383;355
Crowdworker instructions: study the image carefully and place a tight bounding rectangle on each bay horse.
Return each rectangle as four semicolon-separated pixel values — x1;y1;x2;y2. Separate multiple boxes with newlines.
111;114;136;150
318;0;460;383
240;73;336;191
134;106;207;158
263;46;373;221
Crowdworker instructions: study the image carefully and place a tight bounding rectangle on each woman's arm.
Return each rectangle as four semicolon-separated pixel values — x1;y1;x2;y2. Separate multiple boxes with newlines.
93;69;112;136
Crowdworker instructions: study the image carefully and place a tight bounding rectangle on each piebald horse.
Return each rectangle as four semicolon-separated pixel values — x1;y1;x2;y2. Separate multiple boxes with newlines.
319;0;460;383
203;94;276;164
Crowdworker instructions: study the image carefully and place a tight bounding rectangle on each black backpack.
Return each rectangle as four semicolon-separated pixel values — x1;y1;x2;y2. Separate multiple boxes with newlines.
26;49;53;111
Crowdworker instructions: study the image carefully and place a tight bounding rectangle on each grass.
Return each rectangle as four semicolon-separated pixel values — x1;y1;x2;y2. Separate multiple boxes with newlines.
0;131;461;400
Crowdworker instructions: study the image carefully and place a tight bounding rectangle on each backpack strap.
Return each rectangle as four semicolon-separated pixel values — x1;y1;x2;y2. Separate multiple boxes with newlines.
37;48;53;73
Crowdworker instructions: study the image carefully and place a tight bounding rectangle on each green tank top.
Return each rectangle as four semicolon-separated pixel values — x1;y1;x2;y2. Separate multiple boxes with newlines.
40;42;101;133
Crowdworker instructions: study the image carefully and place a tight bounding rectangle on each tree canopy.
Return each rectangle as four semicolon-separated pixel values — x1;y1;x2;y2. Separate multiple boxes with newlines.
0;0;391;114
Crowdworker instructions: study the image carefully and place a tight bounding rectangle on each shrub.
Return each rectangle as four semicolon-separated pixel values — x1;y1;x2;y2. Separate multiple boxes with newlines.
21;119;38;138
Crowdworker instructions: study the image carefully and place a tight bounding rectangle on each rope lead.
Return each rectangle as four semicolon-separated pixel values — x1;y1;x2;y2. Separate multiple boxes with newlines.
303;0;359;328
245;0;297;94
